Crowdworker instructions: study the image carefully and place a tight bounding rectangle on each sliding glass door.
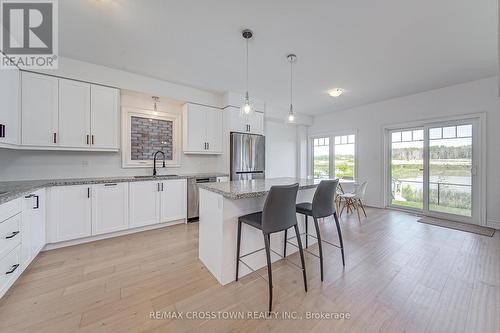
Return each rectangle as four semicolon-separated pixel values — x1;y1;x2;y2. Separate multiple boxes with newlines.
388;119;478;223
390;128;424;210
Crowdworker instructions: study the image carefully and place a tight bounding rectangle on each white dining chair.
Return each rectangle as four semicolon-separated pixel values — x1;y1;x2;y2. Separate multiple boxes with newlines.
338;181;368;222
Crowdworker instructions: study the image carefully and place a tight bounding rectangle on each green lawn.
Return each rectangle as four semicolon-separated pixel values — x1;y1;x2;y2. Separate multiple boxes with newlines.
392;200;471;217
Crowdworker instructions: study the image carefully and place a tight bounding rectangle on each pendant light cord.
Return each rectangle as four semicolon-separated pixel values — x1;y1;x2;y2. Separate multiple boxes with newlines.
246;38;249;95
290;60;293;110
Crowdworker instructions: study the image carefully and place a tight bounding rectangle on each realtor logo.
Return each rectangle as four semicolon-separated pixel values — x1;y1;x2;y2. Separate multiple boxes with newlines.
0;0;58;69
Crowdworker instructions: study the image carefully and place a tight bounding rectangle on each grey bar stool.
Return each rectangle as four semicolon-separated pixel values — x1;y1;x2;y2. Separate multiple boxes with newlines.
236;183;307;312
284;179;345;281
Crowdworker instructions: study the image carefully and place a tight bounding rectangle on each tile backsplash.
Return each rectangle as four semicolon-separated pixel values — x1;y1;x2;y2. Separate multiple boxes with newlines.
130;116;173;160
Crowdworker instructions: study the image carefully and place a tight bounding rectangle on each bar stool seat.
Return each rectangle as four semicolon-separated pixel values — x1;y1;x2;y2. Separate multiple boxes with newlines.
295;202;313;215
238;212;263;229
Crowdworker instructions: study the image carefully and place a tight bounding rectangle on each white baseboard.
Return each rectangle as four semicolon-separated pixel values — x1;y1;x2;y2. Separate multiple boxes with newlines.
487;219;500;230
43;219;186;251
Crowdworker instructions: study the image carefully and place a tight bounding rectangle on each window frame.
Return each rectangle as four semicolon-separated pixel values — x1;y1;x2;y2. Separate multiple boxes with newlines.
309;129;358;181
121;107;181;168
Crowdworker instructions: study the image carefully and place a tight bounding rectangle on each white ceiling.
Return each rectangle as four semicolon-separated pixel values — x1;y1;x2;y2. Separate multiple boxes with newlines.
59;0;497;115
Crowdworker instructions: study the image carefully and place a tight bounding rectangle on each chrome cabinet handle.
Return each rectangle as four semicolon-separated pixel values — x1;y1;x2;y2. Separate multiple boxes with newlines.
53;133;57;144
5;264;19;275
5;231;19;239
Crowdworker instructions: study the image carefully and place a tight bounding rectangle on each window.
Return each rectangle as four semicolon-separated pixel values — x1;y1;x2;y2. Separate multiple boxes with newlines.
334;134;355;180
312;137;330;179
122;107;181;168
311;132;356;180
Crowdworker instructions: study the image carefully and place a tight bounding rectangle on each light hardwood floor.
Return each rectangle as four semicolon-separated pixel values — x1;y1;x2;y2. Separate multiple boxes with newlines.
0;207;499;332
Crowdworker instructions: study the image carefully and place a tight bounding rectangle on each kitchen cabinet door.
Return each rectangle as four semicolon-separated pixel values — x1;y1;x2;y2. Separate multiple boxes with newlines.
0;56;20;146
28;189;46;257
182;103;207;153
21;72;59;146
129;181;161;228
47;186;92;242
91;85;120;149
160;179;186;223
58;79;91;148
249;112;264;135
205;107;223;153
227;106;247;133
92;183;129;235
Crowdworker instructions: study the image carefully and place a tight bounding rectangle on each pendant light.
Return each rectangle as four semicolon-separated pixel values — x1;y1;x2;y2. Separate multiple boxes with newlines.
241;29;254;116
152;96;159;116
286;54;297;123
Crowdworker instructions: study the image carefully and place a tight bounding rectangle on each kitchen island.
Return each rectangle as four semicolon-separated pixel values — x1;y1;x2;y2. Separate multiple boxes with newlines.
197;177;322;285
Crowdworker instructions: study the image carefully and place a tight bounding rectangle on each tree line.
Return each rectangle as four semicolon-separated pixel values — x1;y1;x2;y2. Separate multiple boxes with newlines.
392;145;471;160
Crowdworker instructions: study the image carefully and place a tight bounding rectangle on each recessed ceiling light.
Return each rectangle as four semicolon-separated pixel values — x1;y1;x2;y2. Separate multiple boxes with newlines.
328;88;344;97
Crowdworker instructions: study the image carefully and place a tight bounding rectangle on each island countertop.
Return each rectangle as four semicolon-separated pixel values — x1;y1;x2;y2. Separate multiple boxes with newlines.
197;177;322;200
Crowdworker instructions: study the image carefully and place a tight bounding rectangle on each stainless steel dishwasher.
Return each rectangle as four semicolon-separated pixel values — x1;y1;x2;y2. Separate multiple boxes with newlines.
187;177;216;221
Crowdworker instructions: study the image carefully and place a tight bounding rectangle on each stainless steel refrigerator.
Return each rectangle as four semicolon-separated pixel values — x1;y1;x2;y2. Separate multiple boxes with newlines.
230;132;265;181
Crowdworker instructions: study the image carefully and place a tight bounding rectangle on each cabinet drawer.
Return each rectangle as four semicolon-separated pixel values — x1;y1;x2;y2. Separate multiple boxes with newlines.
0;245;21;295
0;214;21;259
0;199;21;223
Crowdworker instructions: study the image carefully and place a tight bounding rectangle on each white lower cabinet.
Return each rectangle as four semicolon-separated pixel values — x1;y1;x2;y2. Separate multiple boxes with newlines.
92;183;129;235
21;189;46;263
130;179;187;227
0;245;21;297
160;179;187;222
1;192;46;299
47;185;92;242
129;181;162;228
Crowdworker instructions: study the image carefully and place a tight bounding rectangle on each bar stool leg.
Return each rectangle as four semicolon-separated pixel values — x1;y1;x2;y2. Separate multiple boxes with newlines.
305;215;309;249
334;212;345;267
294;224;308;292
283;229;287;257
263;232;273;312
236;220;242;281
313;217;324;281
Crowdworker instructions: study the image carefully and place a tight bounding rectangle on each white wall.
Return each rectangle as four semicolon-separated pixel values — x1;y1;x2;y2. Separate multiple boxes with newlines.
265;119;298;178
309;77;500;228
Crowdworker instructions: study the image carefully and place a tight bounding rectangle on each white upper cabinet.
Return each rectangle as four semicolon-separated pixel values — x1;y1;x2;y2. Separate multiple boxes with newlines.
59;79;91;148
227;106;264;135
21;72;59;146
91;183;129;235
90;85;120;149
0;55;20;146
205;107;223;153
160;179;186;222
20;72;119;151
182;103;223;154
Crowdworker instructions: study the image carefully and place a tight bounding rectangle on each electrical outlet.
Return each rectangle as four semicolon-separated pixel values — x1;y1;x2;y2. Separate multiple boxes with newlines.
81;160;89;168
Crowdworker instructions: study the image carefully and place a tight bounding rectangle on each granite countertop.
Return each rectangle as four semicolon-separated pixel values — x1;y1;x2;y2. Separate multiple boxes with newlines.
0;173;228;205
197;177;322;200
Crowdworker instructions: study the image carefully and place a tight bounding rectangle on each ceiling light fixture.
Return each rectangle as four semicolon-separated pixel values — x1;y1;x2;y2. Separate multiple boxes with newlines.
328;88;344;98
286;54;297;124
241;29;254;117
